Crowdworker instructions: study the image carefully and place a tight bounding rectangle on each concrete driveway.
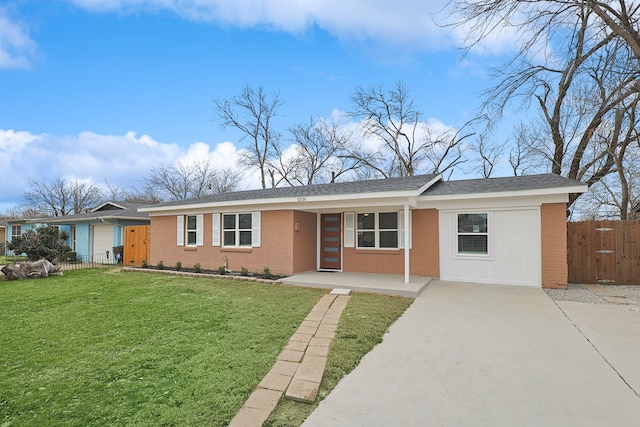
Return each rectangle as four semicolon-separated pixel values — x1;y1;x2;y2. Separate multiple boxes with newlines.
303;281;640;427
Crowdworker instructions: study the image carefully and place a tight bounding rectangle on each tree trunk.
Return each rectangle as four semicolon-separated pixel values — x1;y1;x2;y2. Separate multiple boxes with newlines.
1;259;62;281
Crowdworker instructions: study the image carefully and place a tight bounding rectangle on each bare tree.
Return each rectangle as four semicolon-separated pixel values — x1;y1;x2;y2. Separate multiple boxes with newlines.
214;85;283;189
449;2;640;210
24;178;102;216
468;133;503;178
144;160;242;201
271;117;364;185
349;81;476;177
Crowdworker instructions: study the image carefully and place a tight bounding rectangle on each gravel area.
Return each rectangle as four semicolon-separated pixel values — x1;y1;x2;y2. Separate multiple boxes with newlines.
545;283;640;306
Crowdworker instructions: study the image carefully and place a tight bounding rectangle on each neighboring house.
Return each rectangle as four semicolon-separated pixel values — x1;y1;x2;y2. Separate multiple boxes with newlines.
0;220;6;255
7;202;150;263
139;174;587;288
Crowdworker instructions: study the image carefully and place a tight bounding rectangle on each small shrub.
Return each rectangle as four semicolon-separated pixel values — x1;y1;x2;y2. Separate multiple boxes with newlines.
217;265;226;275
175;261;182;271
240;266;249;276
263;266;271;279
141;259;148;268
157;260;165;270
194;263;201;273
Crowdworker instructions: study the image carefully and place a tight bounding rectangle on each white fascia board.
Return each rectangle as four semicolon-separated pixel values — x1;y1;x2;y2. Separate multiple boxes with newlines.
416;174;443;194
418;193;569;210
91;201;126;212
418;184;586;204
140;190;425;215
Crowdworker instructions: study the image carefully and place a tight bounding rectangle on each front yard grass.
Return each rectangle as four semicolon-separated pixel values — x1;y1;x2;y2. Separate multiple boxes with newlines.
0;268;412;426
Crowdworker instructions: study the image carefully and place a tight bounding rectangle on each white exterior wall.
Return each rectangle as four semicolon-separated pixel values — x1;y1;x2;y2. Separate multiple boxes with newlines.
438;208;541;286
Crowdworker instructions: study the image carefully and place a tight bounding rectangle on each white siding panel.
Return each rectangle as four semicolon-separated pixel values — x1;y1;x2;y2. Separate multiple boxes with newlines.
439;209;540;286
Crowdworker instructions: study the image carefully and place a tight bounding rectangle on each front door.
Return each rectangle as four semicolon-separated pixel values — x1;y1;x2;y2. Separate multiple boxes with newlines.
320;213;341;270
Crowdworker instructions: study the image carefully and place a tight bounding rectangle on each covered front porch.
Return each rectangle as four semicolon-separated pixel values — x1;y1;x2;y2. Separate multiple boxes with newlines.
281;271;434;298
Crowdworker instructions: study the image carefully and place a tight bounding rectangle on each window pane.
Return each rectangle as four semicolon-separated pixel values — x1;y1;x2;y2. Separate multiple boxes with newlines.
380;231;398;248
223;214;236;230
223;231;235;246
186;215;197;231
239;231;252;246
458;213;487;233
238;213;252;230
187;231;197;245
379;212;397;229
357;231;375;247
458;235;488;254
357;213;374;230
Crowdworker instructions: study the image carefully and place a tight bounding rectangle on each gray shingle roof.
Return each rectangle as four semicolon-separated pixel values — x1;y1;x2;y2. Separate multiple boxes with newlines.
422;174;585;196
30;201;151;223
149;174;440;208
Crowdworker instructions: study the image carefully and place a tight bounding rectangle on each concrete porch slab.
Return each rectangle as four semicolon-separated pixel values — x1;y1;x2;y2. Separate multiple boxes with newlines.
281;271;433;298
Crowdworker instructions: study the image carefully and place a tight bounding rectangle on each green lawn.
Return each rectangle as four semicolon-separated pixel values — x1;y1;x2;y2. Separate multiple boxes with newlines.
0;268;412;426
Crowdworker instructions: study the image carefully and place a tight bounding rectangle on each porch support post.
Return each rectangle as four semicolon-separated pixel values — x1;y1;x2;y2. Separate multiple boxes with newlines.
404;203;410;284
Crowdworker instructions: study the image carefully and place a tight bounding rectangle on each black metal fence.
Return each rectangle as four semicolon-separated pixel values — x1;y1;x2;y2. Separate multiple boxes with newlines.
2;253;118;271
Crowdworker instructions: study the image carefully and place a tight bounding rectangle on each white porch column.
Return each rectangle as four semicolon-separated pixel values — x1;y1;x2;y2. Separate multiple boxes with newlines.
404;203;410;284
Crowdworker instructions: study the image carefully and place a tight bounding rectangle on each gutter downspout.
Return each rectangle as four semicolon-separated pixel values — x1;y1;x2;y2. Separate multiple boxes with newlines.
404;203;410;284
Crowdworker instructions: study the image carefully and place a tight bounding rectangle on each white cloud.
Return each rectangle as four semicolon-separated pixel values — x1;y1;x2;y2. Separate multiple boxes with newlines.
0;129;250;208
0;7;37;69
62;0;503;53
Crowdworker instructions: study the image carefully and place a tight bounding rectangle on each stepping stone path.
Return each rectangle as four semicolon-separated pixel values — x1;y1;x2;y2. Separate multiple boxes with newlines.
229;290;351;427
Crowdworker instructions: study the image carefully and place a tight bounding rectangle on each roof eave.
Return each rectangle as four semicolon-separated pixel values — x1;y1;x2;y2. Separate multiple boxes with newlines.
139;188;431;214
419;184;588;201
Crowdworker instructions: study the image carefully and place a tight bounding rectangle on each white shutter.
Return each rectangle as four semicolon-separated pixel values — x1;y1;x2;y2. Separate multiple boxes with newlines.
196;214;204;246
398;210;412;249
212;213;220;246
251;212;261;247
344;212;355;248
176;215;184;246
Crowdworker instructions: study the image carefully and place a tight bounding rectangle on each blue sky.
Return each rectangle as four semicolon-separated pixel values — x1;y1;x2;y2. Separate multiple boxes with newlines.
0;0;515;211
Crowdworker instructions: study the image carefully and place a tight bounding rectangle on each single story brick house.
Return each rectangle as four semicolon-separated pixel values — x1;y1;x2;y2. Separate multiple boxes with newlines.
139;173;586;288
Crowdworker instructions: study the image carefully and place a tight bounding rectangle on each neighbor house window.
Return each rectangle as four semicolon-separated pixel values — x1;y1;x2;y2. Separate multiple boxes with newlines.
11;225;21;240
457;213;488;254
356;212;398;249
223;213;252;247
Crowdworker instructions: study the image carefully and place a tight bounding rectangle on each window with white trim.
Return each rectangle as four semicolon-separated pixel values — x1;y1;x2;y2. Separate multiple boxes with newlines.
457;213;488;254
11;225;21;240
356;212;398;249
186;215;198;245
177;214;203;246
223;213;252;247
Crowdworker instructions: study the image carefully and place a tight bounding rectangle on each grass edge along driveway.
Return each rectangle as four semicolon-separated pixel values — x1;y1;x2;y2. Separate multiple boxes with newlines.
0;269;411;426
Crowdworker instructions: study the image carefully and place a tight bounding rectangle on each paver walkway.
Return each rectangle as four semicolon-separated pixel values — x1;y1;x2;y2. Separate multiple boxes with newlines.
229;290;351;427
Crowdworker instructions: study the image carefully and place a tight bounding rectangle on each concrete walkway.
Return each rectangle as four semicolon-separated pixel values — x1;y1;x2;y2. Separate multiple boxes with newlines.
230;291;351;427
303;281;640;427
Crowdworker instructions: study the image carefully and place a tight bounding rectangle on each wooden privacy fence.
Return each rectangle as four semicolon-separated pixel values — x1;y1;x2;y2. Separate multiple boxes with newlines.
568;220;640;285
124;225;150;267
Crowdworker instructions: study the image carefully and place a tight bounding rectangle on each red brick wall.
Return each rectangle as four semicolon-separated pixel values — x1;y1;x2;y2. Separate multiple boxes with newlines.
342;209;439;277
149;210;301;276
541;203;568;289
292;211;317;273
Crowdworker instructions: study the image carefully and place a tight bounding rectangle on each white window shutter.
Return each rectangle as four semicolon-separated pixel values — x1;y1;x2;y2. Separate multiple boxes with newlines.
251;212;261;247
212;213;220;246
398;210;412;249
176;215;184;246
398;210;405;249
196;214;204;246
344;212;355;248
